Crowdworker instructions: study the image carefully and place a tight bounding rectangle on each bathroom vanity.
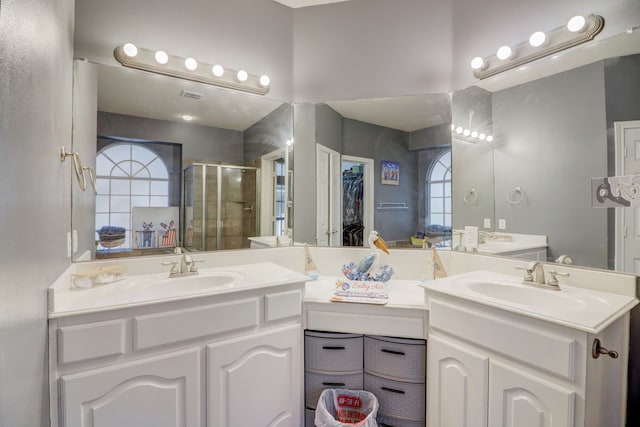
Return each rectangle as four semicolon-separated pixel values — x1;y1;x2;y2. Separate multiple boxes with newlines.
48;262;307;427
47;248;639;427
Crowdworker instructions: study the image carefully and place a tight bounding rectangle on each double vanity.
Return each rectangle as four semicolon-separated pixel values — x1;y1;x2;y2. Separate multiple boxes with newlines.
47;246;638;427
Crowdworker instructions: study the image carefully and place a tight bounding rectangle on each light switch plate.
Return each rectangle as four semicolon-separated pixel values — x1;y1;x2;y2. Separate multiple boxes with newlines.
66;231;72;258
484;218;491;228
498;219;506;230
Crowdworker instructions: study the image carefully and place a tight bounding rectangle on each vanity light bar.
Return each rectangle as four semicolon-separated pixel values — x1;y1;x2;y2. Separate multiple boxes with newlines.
471;14;604;80
451;124;493;143
114;44;271;95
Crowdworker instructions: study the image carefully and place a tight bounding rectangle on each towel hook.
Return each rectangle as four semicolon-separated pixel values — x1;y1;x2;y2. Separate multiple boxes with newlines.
507;186;525;205
60;147;97;194
463;188;479;205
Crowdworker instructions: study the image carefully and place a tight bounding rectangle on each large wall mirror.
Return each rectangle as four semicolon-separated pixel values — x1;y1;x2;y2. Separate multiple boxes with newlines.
451;29;640;272
71;61;293;261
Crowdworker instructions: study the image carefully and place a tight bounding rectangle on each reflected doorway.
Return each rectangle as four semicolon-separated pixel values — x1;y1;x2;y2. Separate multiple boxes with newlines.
342;156;374;247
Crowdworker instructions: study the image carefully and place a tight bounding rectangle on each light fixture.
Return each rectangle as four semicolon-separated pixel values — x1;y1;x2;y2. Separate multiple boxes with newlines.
155;50;169;64
236;70;248;82
451;124;493;143
184;57;198;71
496;45;514;60
212;64;224;77
529;31;547;47
471;14;604;80
114;44;271;95
182;115;193;121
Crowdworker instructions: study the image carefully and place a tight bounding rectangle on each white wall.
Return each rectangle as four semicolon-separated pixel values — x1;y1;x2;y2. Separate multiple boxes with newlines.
0;0;75;426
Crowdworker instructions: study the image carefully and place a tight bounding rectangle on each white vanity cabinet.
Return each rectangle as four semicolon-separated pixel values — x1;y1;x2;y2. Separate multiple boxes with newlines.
427;295;630;427
49;281;305;427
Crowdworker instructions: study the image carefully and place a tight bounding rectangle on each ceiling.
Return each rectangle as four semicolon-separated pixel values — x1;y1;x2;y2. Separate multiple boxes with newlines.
271;0;352;8
97;64;284;131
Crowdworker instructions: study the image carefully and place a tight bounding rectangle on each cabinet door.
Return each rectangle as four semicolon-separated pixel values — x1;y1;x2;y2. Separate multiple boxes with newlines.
488;360;575;427
207;324;302;427
427;336;489;427
60;348;200;427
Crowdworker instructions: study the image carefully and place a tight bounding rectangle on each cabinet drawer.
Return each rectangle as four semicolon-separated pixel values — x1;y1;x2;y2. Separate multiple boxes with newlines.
377;413;425;427
365;336;425;382
305;371;363;409
58;319;125;364
305;331;363;372
133;298;259;350
265;289;302;322
364;373;425;422
429;299;578;380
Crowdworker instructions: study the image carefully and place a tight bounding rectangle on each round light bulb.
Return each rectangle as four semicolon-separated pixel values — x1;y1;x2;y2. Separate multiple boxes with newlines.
529;31;547;47
470;56;486;70
184;57;198;71
486;135;494;142
567;15;587;33
478;133;487;141
212;64;224;77
182;115;193;122
259;75;270;87
471;131;479;138
463;129;471;136
286;139;293;146
236;70;248;82
155;50;169;64
122;43;138;58
455;126;463;134
496;45;513;60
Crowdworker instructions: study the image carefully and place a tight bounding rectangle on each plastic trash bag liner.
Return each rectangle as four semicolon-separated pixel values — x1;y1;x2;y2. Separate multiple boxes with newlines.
315;388;379;426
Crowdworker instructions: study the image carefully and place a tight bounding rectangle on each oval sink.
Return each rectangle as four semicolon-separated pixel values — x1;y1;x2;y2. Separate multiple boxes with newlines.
461;278;611;313
144;271;246;293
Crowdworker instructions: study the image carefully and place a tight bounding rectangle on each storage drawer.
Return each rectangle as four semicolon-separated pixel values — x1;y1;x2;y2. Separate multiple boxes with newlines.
305;371;363;409
377;413;425;427
365;336;425;382
58;319;126;364
364;373;425;422
305;331;363;372
305;408;315;427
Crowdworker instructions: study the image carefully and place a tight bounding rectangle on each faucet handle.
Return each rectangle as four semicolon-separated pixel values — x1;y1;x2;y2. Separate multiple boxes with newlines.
190;259;205;273
161;261;179;274
547;271;570;287
515;265;534;282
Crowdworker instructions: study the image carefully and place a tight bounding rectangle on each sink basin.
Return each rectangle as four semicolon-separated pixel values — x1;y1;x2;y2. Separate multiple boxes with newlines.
142;271;246;293
463;279;609;312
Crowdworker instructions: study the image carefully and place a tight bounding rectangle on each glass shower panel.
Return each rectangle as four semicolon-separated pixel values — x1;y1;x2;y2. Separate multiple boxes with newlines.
204;165;219;251
219;167;257;250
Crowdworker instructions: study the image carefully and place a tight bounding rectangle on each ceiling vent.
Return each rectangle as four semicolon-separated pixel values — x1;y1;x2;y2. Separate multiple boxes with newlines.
180;90;204;100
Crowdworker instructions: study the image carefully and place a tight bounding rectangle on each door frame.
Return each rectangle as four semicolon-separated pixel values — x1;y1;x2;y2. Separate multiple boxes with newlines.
614;120;640;272
341;155;375;248
316;144;341;246
260;148;286;236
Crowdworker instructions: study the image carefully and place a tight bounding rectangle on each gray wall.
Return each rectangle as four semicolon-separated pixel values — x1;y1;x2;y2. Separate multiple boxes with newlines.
0;1;75;426
293;103;318;244
244;103;293;164
492;62;608;268
97;112;244;166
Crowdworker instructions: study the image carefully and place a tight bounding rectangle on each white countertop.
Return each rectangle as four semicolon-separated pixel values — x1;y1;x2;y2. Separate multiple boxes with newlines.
421;270;639;334
49;262;308;318
304;276;427;310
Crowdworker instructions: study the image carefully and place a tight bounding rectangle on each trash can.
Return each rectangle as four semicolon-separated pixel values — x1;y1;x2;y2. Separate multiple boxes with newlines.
315;388;379;426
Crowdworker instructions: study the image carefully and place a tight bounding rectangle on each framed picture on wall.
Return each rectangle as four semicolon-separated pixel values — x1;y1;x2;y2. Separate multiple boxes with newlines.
381;160;399;185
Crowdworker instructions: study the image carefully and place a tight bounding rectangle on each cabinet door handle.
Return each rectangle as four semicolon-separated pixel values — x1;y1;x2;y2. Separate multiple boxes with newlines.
381;349;405;356
381;386;405;394
322;382;346;387
322;346;346;350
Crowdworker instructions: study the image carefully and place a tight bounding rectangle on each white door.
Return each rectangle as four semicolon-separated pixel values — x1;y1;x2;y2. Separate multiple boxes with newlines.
316;144;341;246
207;325;302;427
427;336;489;427
488;360;574;427
60;348;200;427
615;120;640;273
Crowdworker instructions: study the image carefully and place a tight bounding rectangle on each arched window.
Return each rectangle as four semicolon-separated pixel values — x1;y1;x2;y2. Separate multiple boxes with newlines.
426;148;452;230
95;143;169;250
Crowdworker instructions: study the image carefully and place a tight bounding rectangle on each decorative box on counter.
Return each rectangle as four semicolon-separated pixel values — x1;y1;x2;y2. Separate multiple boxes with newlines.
70;265;127;290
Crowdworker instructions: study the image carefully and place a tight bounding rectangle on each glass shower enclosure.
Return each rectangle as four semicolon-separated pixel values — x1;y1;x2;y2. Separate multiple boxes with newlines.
183;163;259;251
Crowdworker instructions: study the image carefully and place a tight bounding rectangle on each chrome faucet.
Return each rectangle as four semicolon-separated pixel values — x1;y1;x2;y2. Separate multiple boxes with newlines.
162;254;204;277
516;261;561;290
